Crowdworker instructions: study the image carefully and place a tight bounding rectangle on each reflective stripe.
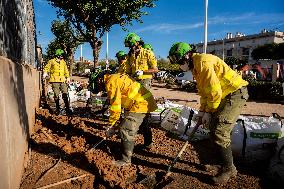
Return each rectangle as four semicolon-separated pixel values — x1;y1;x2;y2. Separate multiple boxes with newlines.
128;83;141;99
110;104;121;111
136;92;152;102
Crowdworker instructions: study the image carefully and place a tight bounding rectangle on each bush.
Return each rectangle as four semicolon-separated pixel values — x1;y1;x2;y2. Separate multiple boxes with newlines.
246;78;283;100
180;78;283;100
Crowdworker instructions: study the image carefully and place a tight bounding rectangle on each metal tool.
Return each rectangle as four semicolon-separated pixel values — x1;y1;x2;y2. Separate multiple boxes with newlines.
183;109;195;135
140;120;202;188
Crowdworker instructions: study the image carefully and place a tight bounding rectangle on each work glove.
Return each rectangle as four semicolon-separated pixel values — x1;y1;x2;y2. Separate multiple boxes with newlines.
42;72;48;79
201;112;211;129
193;111;204;122
135;70;143;77
105;126;117;138
66;77;71;83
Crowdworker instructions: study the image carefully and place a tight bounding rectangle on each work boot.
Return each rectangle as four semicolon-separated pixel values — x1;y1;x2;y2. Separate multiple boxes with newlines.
62;93;72;115
113;140;134;167
54;98;61;115
211;146;238;185
136;142;153;151
141;114;153;150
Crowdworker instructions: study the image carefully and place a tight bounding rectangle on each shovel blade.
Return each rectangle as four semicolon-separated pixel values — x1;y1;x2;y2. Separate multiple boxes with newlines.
139;173;157;188
139;171;172;189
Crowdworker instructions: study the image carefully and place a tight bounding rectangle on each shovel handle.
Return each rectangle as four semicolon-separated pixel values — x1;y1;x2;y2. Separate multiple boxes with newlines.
168;120;202;173
92;137;106;150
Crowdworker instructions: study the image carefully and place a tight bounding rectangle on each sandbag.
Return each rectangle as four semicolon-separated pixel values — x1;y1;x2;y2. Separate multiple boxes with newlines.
231;115;283;161
160;108;181;133
177;106;210;141
267;137;284;185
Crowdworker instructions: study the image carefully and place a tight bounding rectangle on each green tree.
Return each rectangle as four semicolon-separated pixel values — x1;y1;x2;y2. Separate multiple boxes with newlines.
157;57;181;75
251;43;284;60
47;0;157;67
225;57;246;68
51;20;83;76
251;43;276;60
45;39;62;61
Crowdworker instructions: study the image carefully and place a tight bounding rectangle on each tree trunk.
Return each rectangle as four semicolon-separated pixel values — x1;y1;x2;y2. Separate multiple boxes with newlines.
92;44;99;68
69;48;74;77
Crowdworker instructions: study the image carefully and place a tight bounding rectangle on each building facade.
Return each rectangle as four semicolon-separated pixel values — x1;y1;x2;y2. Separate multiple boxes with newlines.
196;30;284;64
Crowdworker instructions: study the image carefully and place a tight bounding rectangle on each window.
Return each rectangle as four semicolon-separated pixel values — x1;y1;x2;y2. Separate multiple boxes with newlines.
227;49;232;56
210;50;216;55
242;48;249;56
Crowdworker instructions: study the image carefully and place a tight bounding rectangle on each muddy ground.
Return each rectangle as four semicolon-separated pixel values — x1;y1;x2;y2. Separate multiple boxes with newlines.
20;79;284;189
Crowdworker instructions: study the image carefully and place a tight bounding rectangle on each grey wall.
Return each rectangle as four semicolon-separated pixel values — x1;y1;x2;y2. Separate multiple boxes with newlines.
0;57;40;189
0;0;39;188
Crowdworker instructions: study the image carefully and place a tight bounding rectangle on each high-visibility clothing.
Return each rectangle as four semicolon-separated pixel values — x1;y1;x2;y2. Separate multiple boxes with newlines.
117;59;131;74
192;53;248;113
43;58;69;82
128;47;157;80
104;73;158;126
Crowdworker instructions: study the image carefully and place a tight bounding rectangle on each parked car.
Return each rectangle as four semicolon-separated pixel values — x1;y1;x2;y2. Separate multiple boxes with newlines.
175;71;194;84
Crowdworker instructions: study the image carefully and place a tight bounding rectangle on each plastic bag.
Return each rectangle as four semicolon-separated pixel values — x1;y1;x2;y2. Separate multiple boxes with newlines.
231;115;283;161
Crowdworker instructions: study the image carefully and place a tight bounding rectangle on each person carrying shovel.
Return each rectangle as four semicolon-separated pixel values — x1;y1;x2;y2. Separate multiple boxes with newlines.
43;49;72;115
168;42;249;185
91;72;158;167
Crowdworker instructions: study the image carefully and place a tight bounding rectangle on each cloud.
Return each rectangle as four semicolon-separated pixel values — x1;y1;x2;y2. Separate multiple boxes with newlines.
135;12;284;34
135;22;203;33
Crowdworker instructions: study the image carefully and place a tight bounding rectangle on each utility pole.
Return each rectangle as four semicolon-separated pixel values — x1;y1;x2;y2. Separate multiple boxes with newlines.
203;0;208;53
222;38;225;60
80;44;83;62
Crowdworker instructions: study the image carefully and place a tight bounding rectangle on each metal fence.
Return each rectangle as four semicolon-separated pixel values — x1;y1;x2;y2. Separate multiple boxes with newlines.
0;0;37;67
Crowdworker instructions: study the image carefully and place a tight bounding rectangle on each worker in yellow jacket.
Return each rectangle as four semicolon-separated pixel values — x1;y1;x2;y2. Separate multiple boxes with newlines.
92;72;157;167
43;49;71;115
168;42;249;185
115;51;131;74
124;33;158;91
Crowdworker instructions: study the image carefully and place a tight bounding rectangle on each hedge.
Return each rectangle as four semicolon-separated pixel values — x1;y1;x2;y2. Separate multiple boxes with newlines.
180;79;283;101
246;79;283;100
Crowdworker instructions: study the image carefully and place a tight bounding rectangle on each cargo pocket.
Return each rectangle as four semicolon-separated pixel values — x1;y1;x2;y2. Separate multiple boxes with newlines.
241;87;249;100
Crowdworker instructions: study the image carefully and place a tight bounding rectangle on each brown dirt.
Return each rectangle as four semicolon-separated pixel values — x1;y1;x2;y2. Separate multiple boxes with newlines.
20;78;283;189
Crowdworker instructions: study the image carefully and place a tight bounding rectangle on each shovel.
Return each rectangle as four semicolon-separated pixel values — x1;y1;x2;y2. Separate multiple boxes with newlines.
139;119;202;188
90;126;118;151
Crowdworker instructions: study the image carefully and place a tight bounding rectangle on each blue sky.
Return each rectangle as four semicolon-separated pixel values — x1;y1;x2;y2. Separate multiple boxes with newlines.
34;0;284;61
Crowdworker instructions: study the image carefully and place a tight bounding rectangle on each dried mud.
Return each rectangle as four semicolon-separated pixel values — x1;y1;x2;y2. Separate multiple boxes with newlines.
19;106;278;189
20;79;282;189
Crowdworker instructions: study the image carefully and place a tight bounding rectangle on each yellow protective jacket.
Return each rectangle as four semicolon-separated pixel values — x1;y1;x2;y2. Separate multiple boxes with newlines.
116;59;131;74
128;47;157;80
192;53;248;113
104;73;158;126
43;58;69;82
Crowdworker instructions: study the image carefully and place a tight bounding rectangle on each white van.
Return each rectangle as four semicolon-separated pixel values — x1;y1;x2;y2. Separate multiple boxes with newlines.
175;71;194;84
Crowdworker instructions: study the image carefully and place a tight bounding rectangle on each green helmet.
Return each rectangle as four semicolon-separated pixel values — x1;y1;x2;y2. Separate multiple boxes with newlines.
124;32;141;47
142;44;153;51
55;49;64;56
115;51;126;59
168;42;192;64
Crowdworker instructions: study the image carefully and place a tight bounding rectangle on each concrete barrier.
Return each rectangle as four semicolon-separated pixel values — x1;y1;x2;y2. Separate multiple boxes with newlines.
0;57;40;189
